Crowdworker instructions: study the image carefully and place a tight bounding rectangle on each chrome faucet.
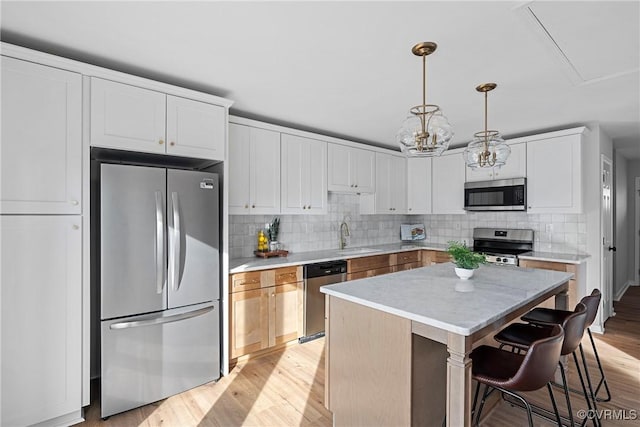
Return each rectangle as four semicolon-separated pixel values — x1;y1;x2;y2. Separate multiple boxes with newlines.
339;221;350;249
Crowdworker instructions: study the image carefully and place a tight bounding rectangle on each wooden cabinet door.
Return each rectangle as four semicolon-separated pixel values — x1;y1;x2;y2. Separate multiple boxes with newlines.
527;134;582;213
352;148;376;193
249;127;281;214
328;143;352;192
1;216;82;426
493;142;526;180
229;288;269;358
166;95;225;161
272;283;302;345
1;57;82;214
90;77;166;153
407;157;432;214
432;151;466;214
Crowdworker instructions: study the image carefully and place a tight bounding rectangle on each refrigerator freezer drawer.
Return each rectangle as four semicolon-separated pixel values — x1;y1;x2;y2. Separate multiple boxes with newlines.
100;301;220;418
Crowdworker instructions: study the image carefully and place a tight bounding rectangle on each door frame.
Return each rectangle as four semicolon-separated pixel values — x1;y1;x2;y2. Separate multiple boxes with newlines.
636;177;640;285
600;155;614;320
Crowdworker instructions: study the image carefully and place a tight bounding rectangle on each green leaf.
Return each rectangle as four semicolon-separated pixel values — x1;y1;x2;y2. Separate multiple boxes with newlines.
446;240;487;270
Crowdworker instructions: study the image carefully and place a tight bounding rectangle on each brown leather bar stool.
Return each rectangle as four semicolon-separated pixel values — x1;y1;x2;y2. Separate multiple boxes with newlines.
522;289;611;403
494;303;596;427
470;325;564;427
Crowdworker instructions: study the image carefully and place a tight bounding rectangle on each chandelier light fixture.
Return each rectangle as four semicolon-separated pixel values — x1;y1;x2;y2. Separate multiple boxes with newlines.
464;83;510;169
397;42;453;157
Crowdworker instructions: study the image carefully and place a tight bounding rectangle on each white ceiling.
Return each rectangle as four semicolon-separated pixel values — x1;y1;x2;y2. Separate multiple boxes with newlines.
1;1;639;158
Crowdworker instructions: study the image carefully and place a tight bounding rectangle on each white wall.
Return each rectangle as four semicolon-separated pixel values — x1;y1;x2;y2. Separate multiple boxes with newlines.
614;151;629;299
628;160;640;283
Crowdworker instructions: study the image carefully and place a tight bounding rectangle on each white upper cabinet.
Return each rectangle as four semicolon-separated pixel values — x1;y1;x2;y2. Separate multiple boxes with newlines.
374;153;406;214
281;134;327;214
527;132;583;213
1;216;82;427
407;157;432;214
1;56;82;214
328;144;375;193
465;142;526;182
166;96;225;160
432;150;466;214
91;78;225;160
229;123;281;215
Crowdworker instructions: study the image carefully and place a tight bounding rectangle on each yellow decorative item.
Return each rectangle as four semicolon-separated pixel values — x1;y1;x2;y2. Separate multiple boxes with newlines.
257;230;268;252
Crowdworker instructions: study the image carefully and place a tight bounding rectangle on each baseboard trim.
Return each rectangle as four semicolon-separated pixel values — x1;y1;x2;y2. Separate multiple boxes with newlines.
614;281;635;301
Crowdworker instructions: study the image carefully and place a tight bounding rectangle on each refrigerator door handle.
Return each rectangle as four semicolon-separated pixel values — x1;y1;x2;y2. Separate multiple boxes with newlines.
154;191;165;294
169;191;182;291
109;305;214;330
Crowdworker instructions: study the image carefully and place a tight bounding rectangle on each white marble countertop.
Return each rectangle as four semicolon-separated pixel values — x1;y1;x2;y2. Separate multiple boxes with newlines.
229;242;448;273
518;251;590;264
320;262;573;336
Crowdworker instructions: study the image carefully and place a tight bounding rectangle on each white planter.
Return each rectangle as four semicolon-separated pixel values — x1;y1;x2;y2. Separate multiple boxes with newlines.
454;267;475;280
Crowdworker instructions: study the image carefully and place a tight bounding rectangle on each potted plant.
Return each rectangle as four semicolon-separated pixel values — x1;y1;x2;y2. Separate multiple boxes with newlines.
447;241;487;280
266;217;280;252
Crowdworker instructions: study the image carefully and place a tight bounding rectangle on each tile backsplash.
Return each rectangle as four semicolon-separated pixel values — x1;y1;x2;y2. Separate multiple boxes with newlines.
229;193;587;259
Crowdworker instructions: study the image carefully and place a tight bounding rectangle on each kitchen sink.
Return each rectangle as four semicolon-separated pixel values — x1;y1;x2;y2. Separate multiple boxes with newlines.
336;248;382;255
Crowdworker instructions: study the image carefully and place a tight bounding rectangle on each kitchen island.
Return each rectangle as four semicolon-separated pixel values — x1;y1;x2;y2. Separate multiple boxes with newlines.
320;262;573;427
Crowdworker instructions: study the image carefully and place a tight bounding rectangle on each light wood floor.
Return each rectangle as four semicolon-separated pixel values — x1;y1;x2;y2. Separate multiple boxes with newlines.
81;287;640;426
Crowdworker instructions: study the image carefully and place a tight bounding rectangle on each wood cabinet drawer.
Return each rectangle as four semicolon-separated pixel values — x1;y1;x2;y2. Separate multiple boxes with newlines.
347;266;393;281
275;266;302;285
432;251;451;264
231;271;263;292
392;250;420;265
520;259;567;272
394;261;422;272
348;254;390;273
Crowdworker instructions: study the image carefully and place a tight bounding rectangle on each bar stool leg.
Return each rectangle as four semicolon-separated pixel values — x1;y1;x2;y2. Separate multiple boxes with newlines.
547;383;563;426
579;343;601;426
474;384;491;426
558;362;575;427
587;328;612;402
572;351;599;427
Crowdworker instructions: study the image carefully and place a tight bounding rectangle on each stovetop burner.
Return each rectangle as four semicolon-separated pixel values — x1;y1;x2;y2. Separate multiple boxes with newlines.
473;228;534;266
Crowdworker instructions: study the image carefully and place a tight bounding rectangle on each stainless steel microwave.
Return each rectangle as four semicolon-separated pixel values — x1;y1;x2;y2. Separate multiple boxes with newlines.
464;178;526;211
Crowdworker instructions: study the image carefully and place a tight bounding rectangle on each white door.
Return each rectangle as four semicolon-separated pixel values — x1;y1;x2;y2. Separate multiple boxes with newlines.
391;155;407;214
306;137;328;214
1;57;82;214
249;127;281;214
1;216;82;426
281;134;305;213
493;142;526;181
432;152;466;214
228;123;251;214
601;156;614;319
375;153;392;213
327;144;352;192
353;148;376;193
166;96;226;161
407;157;432;214
90;77;166;153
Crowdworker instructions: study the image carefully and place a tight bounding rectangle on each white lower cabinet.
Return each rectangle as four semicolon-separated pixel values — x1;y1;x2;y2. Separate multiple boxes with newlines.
432;150;466;214
1;216;82;427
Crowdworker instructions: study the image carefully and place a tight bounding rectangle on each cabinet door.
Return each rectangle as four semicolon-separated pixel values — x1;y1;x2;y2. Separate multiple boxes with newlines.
228;123;252;214
390;155;407;214
1;216;82;426
281;134;306;213
91;77;166;153
465;164;494;182
407;158;432;214
327;143;352;192
306;137;328;214
229;288;269;358
166;96;226;161
493;142;526;180
249;127;281;214
1;57;82;214
527;134;582;213
432;151;466;214
273;283;302;345
375;153;392;213
352;148;376;193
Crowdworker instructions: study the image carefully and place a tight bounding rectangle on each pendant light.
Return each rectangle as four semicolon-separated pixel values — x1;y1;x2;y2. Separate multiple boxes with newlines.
397;42;453;157
464;83;510;169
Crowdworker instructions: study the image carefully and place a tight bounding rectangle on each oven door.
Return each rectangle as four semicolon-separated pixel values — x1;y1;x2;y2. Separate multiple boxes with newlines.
464;178;526;211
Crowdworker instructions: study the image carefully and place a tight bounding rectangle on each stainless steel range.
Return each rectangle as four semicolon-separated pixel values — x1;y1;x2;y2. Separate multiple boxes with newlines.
473;228;534;266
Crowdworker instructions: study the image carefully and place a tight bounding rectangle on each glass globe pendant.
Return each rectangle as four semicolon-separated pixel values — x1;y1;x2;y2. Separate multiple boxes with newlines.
397;42;453;157
464;83;510;169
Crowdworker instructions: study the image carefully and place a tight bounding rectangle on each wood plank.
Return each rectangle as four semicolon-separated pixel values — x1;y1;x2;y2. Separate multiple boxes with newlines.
347;253;391;273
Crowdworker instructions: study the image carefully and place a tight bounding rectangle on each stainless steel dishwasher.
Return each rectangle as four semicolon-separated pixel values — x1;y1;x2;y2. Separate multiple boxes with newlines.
300;260;347;343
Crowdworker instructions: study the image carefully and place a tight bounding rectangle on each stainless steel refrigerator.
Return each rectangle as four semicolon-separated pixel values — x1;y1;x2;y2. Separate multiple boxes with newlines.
98;162;220;418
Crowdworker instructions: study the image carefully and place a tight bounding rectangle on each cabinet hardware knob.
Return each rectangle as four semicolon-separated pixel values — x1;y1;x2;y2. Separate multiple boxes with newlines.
159;139;164;145
271;293;275;297
355;184;358;188
308;205;311;209
70;200;79;206
170;141;175;146
245;204;249;209
252;204;255;208
408;208;412;211
72;225;79;230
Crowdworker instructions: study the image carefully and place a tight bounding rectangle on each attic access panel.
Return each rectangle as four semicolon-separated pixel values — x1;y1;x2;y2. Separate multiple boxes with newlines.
522;1;640;84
